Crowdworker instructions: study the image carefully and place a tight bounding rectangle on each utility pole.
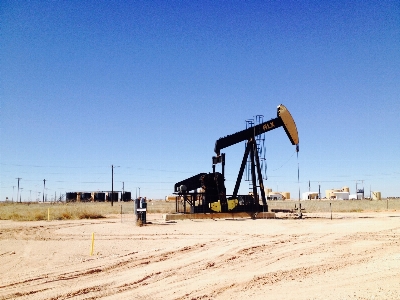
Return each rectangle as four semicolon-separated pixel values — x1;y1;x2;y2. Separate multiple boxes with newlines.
29;190;32;202
355;181;358;198
355;180;365;199
43;179;46;202
16;178;21;203
111;165;120;206
318;184;321;199
12;186;15;202
361;180;365;199
111;165;114;206
122;181;124;202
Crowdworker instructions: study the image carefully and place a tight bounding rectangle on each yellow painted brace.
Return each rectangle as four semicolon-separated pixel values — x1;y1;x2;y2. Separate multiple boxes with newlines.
209;199;238;212
227;199;238;211
209;200;221;212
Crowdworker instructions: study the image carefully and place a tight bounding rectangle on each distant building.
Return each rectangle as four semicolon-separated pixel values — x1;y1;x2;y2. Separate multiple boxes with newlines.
333;192;349;200
267;193;283;200
302;192;319;200
349;193;363;200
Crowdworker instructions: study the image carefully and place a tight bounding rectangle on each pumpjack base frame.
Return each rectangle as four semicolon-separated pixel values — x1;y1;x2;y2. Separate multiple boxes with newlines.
173;192;268;214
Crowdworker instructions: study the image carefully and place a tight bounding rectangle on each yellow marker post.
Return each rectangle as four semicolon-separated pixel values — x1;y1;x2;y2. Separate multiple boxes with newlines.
47;208;50;221
90;233;95;256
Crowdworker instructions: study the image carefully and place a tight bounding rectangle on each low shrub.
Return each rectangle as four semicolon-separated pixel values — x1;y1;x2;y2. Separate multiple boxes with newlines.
10;212;22;221
0;203;111;221
78;211;104;219
34;211;46;221
60;211;72;220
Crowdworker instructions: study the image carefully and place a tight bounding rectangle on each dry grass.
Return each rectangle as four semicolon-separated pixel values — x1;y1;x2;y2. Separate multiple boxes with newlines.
145;200;176;213
2;199;397;221
0;201;176;221
0;202;120;221
268;199;400;213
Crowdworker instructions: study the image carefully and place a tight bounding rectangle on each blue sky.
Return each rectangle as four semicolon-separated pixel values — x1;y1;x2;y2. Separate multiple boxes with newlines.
1;1;399;201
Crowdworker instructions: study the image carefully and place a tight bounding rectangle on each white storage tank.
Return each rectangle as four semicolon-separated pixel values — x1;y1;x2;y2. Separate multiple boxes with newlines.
302;192;319;200
281;192;290;200
371;191;381;200
349;193;363;200
334;191;349;200
326;189;340;199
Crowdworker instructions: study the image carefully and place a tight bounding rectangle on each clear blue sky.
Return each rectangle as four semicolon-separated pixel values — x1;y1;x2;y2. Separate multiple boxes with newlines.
1;1;399;201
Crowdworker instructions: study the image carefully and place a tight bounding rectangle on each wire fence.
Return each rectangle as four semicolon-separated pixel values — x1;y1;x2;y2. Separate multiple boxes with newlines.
118;199;400;220
1;199;398;221
118;201;177;223
268;199;400;213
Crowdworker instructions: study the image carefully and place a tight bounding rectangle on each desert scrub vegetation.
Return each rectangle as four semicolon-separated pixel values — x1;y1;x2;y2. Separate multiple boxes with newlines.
0;200;175;221
0;202;120;221
145;200;175;214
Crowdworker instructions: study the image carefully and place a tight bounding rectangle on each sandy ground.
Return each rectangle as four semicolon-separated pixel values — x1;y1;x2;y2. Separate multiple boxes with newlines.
0;212;400;300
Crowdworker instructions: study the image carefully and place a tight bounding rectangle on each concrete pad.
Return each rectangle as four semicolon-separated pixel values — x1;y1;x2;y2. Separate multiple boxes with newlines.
254;212;276;219
163;212;276;221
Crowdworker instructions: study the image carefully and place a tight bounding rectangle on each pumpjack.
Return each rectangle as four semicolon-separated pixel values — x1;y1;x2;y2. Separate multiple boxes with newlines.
174;104;299;214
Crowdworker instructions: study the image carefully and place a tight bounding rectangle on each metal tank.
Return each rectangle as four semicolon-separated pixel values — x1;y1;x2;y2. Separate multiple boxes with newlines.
371;191;381;200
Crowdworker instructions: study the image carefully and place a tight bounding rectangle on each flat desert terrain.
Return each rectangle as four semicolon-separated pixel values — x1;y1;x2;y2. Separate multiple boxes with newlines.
1;212;400;299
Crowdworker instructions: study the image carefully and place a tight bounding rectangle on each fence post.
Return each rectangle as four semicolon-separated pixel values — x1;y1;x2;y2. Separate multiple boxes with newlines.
90;233;95;256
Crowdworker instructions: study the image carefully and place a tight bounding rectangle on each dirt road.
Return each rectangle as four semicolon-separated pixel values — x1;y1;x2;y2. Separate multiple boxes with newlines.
1;212;399;299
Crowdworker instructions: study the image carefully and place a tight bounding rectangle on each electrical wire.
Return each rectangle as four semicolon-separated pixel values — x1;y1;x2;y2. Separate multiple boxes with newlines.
271;151;296;171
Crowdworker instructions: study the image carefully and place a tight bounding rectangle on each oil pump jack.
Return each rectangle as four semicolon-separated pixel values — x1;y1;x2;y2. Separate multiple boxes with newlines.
174;104;299;214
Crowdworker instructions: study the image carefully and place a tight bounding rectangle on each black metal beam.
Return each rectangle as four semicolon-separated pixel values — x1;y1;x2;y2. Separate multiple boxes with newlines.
233;142;251;198
249;142;258;204
254;140;268;211
214;117;283;155
174;173;207;192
